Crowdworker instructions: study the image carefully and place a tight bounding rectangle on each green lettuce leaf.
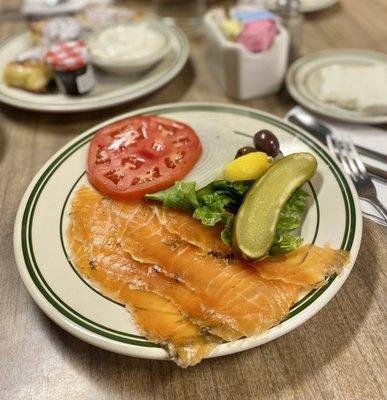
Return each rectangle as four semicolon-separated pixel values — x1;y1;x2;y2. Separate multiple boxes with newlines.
270;188;309;254
196;180;253;200
194;182;247;246
147;180;250;246
220;213;234;246
147;180;309;253
193;191;236;246
145;181;199;212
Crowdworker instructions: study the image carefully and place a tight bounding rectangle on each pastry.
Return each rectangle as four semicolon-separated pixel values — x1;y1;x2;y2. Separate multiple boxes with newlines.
77;4;136;31
3;59;54;93
29;16;84;46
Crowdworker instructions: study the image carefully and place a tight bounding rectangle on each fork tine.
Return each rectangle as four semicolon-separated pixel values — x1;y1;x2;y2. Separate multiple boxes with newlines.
340;153;353;179
326;128;387;223
338;132;361;181
338;132;369;182
326;132;341;159
327;131;353;177
346;136;368;178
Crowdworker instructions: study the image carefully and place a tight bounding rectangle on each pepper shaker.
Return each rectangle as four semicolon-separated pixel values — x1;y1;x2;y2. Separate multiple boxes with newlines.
274;0;303;62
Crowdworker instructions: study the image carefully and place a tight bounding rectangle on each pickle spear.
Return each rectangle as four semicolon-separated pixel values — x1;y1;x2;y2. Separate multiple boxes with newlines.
233;152;317;260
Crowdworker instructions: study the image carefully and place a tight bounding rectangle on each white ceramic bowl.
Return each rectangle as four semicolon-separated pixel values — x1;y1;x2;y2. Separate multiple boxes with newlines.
87;21;171;75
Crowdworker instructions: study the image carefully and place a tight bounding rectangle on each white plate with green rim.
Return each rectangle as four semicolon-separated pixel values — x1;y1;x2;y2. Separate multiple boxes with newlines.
286;49;387;124
266;0;338;13
13;102;362;361
0;21;189;113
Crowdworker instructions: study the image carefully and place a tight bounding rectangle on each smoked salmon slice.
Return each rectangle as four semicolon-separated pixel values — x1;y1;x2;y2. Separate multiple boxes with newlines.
72;188;301;337
152;205;231;254
152;202;349;290
123;290;219;366
67;186;349;366
254;245;350;288
68;188;242;341
68;190;221;367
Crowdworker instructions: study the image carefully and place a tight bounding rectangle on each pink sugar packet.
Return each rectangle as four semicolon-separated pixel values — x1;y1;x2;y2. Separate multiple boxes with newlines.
237;19;278;53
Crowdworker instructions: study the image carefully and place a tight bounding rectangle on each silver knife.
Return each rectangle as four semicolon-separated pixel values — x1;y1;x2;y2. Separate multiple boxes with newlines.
287;112;387;181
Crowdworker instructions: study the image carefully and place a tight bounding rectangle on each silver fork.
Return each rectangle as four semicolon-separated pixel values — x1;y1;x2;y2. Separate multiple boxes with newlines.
327;131;387;226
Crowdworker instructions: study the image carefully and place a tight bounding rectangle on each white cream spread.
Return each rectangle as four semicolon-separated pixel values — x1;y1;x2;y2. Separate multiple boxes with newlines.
88;25;168;62
316;64;387;115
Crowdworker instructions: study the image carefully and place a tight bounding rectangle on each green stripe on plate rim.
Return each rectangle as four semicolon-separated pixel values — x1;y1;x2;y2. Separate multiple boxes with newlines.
20;104;356;349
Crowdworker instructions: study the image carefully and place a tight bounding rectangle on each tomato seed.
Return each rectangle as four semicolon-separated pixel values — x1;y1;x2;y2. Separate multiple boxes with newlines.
95;146;110;165
104;169;125;185
121;155;145;169
152;140;166;152
173;136;190;145
131;167;161;186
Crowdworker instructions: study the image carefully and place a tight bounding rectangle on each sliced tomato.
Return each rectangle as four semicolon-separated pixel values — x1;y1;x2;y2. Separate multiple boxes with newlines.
87;115;202;199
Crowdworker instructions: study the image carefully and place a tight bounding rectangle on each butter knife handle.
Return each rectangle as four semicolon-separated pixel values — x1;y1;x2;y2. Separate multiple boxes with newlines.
365;164;387;181
357;146;387;164
288;114;387;164
287;114;387;181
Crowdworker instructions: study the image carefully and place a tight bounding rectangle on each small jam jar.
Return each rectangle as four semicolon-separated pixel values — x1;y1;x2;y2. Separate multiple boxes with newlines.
46;40;95;96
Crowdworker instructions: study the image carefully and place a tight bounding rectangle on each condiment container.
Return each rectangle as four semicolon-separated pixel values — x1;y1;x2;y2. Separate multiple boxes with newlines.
203;9;289;100
86;23;171;75
46;41;95;96
274;0;303;62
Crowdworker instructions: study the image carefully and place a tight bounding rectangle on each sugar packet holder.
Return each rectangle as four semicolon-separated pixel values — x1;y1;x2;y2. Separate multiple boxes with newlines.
203;8;289;100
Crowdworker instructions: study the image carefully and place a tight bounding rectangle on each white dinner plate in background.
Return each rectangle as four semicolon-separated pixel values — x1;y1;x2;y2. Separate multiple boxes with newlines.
266;0;338;13
286;49;387;124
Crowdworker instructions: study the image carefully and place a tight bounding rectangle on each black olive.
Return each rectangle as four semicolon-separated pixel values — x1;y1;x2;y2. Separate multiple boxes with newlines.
253;130;280;158
235;146;256;159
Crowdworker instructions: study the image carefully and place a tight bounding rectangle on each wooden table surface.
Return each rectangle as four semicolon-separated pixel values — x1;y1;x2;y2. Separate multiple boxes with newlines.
1;0;386;399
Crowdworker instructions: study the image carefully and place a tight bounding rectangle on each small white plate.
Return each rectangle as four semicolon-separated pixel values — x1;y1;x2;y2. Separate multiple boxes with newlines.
286;49;387;124
13;103;362;362
266;0;338;13
0;22;189;113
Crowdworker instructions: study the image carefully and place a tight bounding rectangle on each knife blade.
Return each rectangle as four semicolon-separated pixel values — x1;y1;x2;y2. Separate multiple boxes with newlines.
288;114;387;181
288;113;387;162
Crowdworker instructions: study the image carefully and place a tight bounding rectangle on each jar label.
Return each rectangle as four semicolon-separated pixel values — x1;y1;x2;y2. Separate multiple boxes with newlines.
76;65;95;94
